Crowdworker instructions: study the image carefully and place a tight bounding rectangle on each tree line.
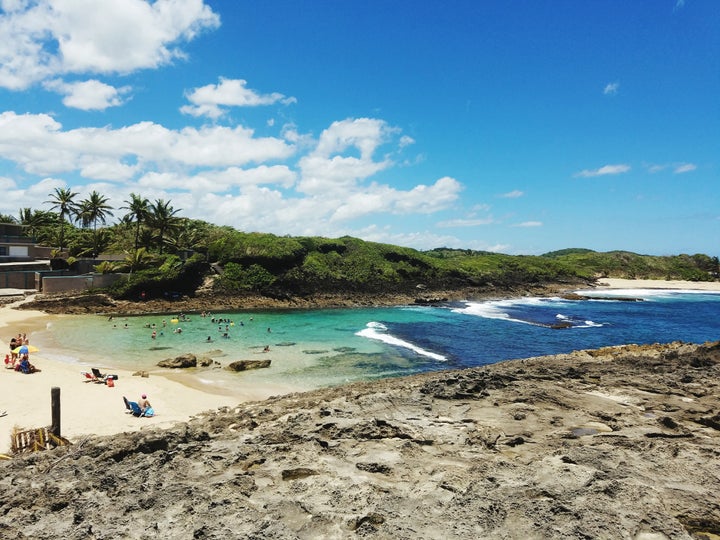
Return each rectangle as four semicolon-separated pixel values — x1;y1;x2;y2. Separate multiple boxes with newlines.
0;188;717;300
0;188;196;272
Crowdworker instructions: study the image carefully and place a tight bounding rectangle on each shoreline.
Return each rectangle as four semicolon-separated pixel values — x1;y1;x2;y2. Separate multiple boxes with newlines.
1;278;718;455
594;277;720;291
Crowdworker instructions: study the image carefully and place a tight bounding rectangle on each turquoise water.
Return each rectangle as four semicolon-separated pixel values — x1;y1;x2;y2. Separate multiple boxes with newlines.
30;288;720;395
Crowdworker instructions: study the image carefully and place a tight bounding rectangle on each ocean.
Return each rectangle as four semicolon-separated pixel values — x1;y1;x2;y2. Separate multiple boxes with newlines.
30;288;720;396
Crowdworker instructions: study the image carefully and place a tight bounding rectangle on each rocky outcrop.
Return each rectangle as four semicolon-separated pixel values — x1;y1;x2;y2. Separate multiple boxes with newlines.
15;283;578;315
156;353;197;368
227;359;271;371
1;340;718;539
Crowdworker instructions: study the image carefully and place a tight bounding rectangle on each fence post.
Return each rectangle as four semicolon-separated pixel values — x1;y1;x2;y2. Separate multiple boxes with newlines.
51;387;61;437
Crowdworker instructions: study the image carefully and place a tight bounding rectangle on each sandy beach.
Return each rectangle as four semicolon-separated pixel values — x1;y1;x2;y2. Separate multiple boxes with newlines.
1;277;718;456
0;303;239;455
596;277;720;291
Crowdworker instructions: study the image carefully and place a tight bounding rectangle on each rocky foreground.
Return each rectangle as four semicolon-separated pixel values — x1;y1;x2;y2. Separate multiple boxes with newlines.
1;340;719;539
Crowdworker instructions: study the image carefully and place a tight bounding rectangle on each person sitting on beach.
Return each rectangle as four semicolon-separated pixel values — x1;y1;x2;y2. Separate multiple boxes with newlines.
9;336;18;363
16;354;38;374
139;394;154;417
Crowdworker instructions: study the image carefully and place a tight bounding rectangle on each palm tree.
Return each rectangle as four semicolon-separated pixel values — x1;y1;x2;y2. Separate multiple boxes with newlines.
148;199;181;255
121;193;150;252
118;247;155;272
44;187;79;253
77;191;114;257
164;218;205;254
18;208;56;243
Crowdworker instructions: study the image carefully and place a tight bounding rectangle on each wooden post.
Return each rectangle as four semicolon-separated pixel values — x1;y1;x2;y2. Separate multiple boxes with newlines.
50;387;61;437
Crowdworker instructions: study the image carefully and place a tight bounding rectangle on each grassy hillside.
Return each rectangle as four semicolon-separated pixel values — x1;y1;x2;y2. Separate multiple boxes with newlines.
6;208;716;299
543;249;720;281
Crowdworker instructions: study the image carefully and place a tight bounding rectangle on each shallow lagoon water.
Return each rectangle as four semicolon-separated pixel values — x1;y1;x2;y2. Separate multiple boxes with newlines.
30;289;720;395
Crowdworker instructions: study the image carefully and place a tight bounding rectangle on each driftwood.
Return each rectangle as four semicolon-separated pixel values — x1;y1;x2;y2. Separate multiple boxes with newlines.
11;426;71;454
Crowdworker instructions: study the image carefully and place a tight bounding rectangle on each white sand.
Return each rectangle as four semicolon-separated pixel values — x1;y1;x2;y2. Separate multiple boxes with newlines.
0;304;239;455
596;278;720;291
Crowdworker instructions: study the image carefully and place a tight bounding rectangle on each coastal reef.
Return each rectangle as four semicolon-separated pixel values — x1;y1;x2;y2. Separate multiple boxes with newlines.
1;340;719;539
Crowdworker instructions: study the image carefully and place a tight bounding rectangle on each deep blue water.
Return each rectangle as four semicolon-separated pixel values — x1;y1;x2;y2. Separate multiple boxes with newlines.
33;288;720;394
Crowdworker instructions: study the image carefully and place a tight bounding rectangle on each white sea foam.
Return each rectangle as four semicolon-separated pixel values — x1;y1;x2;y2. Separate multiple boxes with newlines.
356;322;447;361
453;299;605;329
452;299;536;325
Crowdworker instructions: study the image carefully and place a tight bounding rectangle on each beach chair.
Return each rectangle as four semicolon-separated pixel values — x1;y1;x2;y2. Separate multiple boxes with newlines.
81;371;98;383
92;368;118;385
123;396;144;417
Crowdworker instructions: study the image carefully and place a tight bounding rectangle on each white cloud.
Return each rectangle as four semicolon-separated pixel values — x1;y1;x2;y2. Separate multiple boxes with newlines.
181;77;296;118
43;78;130;110
0;0;220;90
329;176;462;222
499;189;523;198
0;112;295;176
574;164;630;178
436;217;495;228
298;118;399;195
673;163;696;174
603;82;619;95
353;225;469;251
0;111;463;245
513;221;543;227
399;135;415;148
647;162;697;174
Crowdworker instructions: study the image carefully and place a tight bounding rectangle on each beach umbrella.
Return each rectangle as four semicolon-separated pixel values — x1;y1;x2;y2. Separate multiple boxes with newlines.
13;345;39;354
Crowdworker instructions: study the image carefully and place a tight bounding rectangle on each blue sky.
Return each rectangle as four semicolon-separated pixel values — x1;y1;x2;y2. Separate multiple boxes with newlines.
0;0;717;256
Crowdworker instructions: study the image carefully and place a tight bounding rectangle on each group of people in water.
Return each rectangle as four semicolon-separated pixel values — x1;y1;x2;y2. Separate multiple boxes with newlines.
129;312;269;346
5;333;39;374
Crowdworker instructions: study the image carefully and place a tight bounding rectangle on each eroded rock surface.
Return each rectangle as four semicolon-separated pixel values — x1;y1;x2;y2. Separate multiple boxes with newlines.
1;340;719;539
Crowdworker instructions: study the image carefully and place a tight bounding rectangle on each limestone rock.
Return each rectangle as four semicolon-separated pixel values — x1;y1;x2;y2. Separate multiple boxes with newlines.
227;359;271;371
157;353;197;368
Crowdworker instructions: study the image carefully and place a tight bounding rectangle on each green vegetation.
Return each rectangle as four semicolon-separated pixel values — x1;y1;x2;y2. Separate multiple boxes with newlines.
0;192;717;300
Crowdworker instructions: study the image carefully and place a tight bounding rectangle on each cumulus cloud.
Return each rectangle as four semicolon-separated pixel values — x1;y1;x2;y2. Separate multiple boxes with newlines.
0;111;295;177
0;110;462;246
181;77;297;119
329;176;462;221
603;82;619;95
574;164;630;178
298;118;398;195
0;0;220;90
43;78;131;110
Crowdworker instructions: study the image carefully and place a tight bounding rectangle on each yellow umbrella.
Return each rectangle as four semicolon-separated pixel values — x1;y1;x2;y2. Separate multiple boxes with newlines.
12;345;39;354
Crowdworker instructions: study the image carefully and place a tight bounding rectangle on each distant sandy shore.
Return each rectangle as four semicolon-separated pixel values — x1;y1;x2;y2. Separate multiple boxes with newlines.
1;277;718;455
596;278;720;291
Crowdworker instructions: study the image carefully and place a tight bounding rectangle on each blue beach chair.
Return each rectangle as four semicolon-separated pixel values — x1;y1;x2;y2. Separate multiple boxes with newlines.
123;396;144;417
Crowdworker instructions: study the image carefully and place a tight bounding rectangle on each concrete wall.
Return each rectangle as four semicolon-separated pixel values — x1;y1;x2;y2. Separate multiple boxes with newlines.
41;273;124;293
0;270;39;289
